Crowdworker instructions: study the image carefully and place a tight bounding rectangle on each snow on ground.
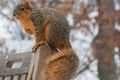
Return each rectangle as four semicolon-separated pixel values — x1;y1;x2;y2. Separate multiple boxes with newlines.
5;40;34;53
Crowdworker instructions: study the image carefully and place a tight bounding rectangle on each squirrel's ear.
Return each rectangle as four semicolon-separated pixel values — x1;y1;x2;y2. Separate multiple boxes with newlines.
25;1;31;8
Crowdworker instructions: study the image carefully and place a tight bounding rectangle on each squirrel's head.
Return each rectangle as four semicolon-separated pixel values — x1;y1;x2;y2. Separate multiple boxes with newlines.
13;2;31;19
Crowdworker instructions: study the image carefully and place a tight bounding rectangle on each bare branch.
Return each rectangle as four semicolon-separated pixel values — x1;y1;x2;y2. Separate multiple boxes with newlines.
0;11;12;21
76;59;95;76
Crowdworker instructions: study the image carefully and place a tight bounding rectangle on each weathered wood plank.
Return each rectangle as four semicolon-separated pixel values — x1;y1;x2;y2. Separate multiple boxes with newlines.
27;44;52;80
0;52;31;76
0;45;53;80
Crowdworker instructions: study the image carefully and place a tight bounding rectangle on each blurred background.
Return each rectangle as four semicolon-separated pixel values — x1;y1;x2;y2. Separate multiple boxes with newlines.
0;0;120;80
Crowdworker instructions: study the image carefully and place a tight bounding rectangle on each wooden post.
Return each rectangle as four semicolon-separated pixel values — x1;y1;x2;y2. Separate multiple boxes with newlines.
27;44;52;80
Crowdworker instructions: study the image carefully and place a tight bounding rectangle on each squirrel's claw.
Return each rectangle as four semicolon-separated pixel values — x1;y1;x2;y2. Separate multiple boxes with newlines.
32;43;46;52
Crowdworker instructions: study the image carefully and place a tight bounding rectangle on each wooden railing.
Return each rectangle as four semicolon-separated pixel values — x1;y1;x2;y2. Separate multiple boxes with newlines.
0;52;31;80
0;45;52;80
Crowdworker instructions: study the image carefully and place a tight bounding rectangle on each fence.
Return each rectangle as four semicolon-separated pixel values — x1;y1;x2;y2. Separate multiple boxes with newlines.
0;45;52;80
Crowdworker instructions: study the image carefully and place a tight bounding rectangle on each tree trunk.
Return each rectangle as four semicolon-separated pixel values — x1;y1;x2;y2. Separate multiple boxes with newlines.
92;0;117;80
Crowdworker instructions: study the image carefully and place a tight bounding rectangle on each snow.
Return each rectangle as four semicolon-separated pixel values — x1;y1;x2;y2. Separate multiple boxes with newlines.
70;26;98;80
114;0;120;10
11;61;23;69
0;16;12;39
66;13;74;26
88;11;98;18
114;47;119;52
115;22;120;31
75;71;99;80
5;40;34;53
114;53;120;68
0;10;34;53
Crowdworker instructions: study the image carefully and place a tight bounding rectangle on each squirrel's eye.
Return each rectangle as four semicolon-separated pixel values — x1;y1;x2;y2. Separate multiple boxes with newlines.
20;7;25;11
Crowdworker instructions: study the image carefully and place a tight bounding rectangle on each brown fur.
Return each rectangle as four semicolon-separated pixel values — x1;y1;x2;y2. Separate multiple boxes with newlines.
19;17;35;34
41;48;79;80
13;2;71;51
14;2;79;80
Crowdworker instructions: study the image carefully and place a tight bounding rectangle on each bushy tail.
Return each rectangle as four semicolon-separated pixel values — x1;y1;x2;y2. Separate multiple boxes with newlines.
41;48;79;80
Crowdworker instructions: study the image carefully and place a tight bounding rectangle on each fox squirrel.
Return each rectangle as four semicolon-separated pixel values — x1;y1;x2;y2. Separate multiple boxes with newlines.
14;1;79;80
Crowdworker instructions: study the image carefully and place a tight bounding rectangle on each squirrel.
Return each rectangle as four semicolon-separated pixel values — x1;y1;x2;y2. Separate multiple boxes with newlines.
13;1;79;80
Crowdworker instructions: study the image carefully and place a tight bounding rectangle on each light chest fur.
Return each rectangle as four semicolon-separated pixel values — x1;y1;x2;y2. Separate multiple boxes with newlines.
19;17;35;34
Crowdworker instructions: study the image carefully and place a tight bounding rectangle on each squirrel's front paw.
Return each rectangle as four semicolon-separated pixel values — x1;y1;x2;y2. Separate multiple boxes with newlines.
32;43;45;52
